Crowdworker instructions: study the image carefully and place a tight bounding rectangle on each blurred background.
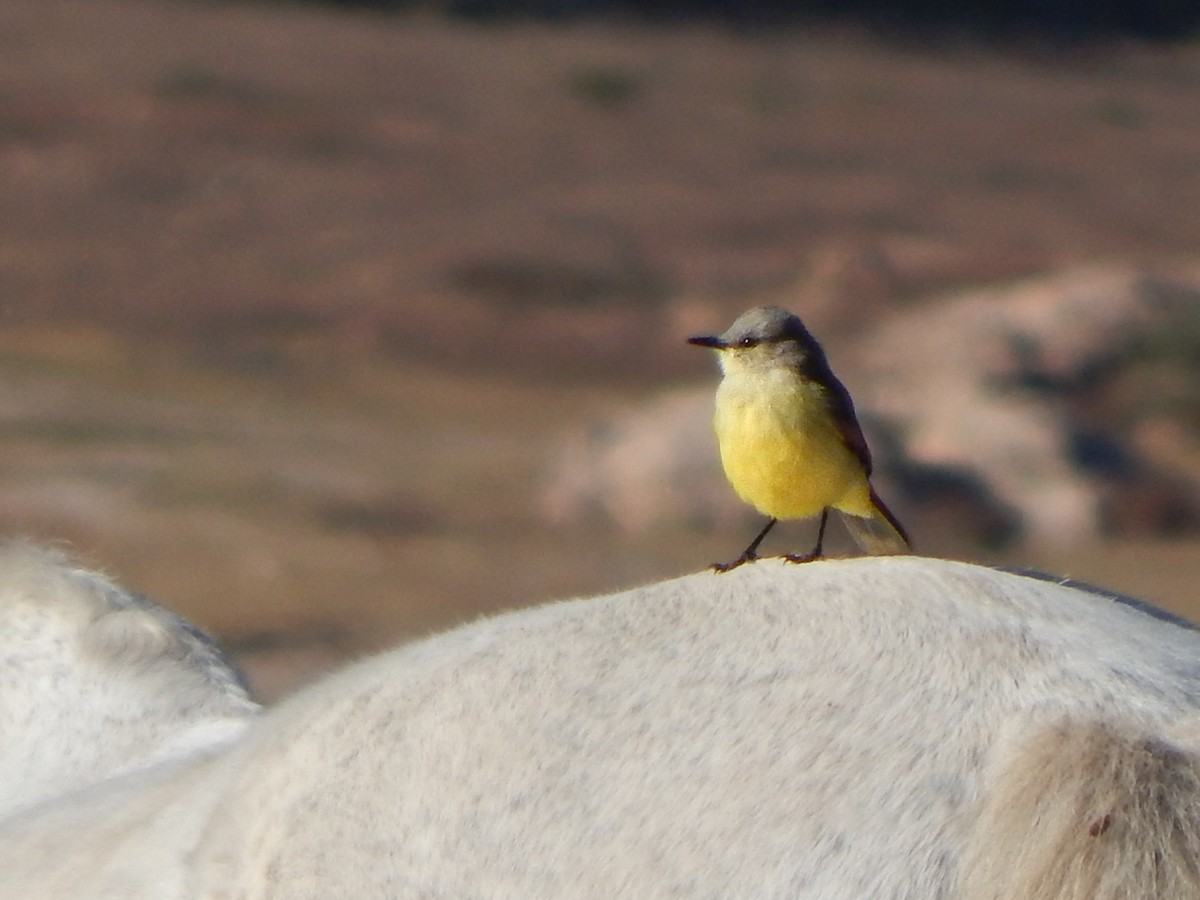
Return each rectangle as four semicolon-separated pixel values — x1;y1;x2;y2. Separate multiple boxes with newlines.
2;0;1199;699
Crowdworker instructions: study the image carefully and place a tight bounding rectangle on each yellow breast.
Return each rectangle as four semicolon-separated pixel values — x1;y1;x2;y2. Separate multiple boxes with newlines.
713;369;870;521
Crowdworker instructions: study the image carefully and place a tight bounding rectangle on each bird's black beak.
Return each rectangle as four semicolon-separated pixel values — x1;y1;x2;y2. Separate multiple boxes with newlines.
687;335;725;349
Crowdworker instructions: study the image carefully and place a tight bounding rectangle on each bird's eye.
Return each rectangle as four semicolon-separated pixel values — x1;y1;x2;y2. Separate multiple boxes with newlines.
738;336;757;348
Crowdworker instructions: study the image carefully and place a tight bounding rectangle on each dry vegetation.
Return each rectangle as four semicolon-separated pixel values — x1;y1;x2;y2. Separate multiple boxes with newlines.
1;0;1198;697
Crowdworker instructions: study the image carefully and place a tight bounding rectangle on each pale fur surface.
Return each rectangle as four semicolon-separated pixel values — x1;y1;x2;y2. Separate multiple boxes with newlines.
1;543;1200;898
0;544;255;816
958;718;1200;898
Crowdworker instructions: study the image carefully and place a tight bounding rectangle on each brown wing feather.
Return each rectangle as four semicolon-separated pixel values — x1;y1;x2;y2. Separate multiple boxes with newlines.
799;349;873;477
791;317;912;554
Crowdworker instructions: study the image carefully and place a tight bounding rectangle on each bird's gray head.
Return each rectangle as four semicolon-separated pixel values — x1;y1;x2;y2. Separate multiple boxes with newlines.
687;306;821;374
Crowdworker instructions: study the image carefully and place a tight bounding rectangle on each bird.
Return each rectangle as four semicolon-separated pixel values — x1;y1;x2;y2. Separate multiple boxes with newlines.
688;306;911;573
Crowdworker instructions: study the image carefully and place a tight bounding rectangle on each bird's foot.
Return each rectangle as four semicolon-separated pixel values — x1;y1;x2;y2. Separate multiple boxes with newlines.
780;551;822;565
710;552;757;574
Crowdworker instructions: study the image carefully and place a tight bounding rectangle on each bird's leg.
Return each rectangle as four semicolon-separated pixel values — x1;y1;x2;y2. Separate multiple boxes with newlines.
782;509;828;565
711;517;777;573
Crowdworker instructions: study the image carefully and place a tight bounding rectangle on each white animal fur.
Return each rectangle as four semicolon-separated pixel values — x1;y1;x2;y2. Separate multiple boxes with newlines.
0;542;1198;898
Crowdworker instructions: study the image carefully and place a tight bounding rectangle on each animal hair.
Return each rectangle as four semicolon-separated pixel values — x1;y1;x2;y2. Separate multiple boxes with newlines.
0;541;250;708
959;717;1200;899
3;551;1200;898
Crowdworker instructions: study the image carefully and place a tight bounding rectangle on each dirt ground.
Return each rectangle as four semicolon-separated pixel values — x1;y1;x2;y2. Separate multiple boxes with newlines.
1;0;1198;699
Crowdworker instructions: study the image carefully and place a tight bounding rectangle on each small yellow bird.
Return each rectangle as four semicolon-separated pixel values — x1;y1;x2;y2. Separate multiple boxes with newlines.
689;306;911;572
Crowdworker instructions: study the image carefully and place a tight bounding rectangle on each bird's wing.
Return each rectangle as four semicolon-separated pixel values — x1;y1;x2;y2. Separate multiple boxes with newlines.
803;356;873;477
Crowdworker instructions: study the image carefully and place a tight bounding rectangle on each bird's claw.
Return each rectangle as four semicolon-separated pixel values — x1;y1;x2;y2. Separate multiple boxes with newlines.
710;552;757;574
780;551;821;565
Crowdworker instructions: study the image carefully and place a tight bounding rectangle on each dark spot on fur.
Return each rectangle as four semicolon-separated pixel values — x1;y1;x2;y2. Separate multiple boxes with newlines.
1088;813;1112;837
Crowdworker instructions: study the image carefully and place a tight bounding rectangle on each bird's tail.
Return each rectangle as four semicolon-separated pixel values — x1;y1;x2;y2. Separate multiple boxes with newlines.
839;486;912;556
